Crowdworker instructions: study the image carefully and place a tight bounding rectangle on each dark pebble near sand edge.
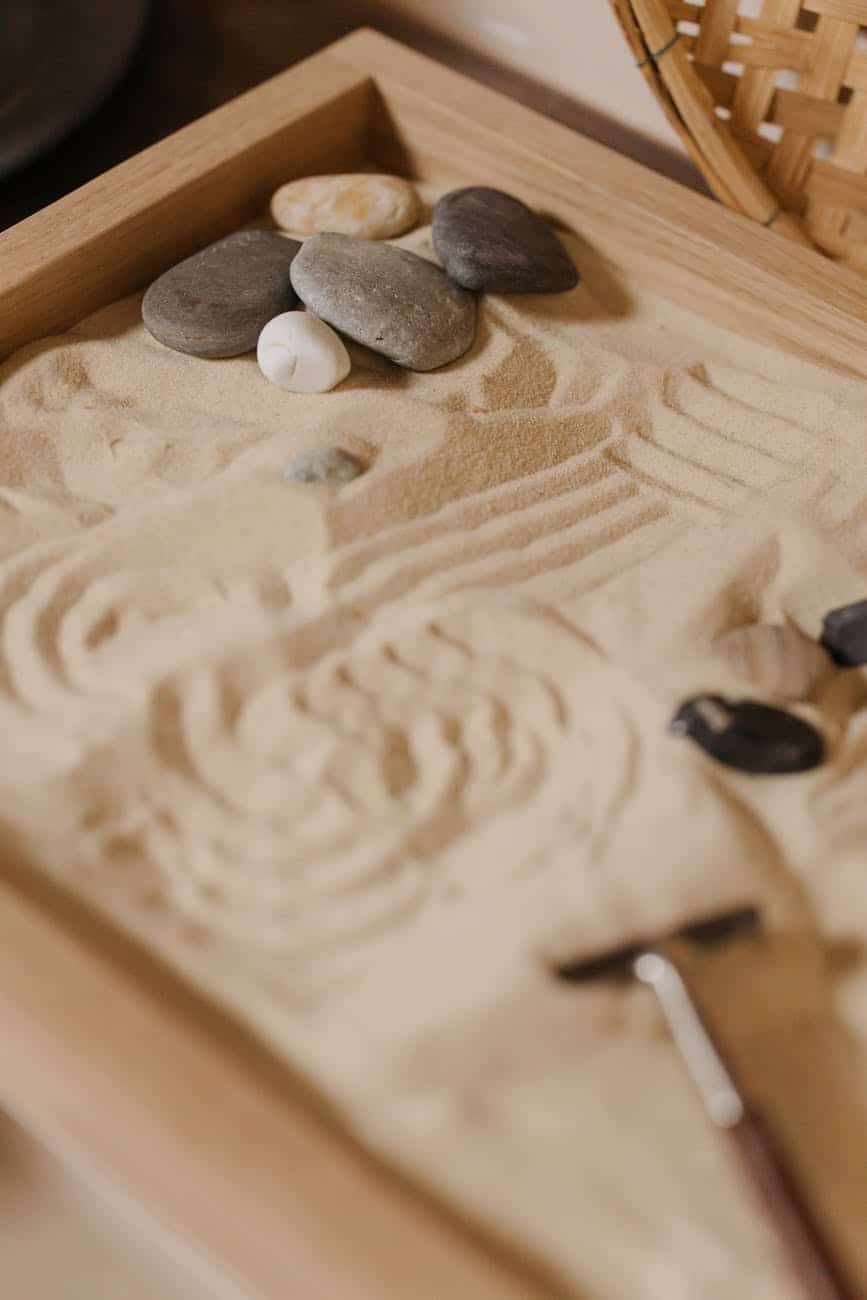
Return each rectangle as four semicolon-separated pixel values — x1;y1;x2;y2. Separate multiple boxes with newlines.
142;231;302;359
432;186;579;295
821;596;867;666
670;694;825;774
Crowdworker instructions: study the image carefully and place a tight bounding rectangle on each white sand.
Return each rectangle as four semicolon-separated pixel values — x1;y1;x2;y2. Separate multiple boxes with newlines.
2;196;867;1295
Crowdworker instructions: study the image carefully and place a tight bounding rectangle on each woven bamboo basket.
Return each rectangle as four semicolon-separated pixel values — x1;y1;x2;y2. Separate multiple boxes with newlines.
610;0;867;268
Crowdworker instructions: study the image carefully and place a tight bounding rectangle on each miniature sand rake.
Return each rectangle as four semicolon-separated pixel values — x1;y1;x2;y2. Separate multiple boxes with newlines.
555;905;855;1300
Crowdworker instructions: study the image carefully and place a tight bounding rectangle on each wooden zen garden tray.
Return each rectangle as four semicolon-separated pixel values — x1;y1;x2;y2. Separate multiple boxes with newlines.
3;27;867;1300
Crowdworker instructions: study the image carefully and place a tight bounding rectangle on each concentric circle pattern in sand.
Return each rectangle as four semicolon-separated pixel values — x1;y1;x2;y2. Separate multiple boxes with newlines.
71;597;612;999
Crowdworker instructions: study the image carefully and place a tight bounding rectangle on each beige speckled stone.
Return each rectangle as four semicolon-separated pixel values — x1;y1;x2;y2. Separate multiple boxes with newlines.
270;173;420;240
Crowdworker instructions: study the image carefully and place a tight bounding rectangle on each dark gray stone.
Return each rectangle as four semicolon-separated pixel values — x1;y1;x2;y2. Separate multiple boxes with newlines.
669;695;824;774
432;187;579;294
290;233;476;371
142;231;302;358
285;447;364;485
820;597;867;666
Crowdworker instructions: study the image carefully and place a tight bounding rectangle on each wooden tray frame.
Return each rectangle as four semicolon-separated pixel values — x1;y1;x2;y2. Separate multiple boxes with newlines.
2;27;867;1300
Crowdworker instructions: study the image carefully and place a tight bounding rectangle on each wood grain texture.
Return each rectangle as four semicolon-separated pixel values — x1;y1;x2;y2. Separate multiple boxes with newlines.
0;849;555;1300
0;0;366;232
0;1115;241;1300
4;25;867;1300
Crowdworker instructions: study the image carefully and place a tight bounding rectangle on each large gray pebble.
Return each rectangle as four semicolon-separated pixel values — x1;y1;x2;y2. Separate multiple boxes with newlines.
432;186;579;294
142;231;302;358
290;233;476;371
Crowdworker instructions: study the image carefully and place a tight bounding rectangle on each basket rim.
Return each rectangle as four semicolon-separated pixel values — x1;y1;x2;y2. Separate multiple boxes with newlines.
608;0;821;253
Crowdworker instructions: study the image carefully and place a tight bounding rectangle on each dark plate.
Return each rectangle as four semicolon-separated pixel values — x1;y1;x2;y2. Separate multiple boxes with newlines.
0;0;150;178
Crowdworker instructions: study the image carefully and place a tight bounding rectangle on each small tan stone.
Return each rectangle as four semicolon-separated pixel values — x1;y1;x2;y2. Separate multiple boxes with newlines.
270;173;420;240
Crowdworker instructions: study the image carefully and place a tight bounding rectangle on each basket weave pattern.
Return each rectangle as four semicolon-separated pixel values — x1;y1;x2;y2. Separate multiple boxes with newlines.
611;0;867;266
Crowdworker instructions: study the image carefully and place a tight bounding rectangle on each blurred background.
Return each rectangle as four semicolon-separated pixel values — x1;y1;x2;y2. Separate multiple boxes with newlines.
0;0;701;233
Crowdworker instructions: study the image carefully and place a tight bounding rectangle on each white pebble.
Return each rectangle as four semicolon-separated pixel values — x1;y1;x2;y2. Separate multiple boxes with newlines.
257;311;350;393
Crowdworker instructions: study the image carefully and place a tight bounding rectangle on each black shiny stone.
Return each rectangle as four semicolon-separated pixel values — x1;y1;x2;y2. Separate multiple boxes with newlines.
669;694;824;774
820;597;867;667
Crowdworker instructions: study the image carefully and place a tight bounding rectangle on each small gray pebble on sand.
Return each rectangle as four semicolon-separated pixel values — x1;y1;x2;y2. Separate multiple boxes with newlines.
285;447;365;484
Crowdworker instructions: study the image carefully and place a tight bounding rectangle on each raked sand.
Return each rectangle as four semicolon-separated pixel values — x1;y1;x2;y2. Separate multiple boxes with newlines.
3;192;867;1295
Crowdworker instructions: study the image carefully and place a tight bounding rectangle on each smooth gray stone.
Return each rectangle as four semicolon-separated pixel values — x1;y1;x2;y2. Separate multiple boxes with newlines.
285;447;365;485
432;186;579;294
290;233;476;371
142;231;302;358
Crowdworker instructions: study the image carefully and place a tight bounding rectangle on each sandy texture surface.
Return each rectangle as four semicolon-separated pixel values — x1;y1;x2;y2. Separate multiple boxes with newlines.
3;196;867;1296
